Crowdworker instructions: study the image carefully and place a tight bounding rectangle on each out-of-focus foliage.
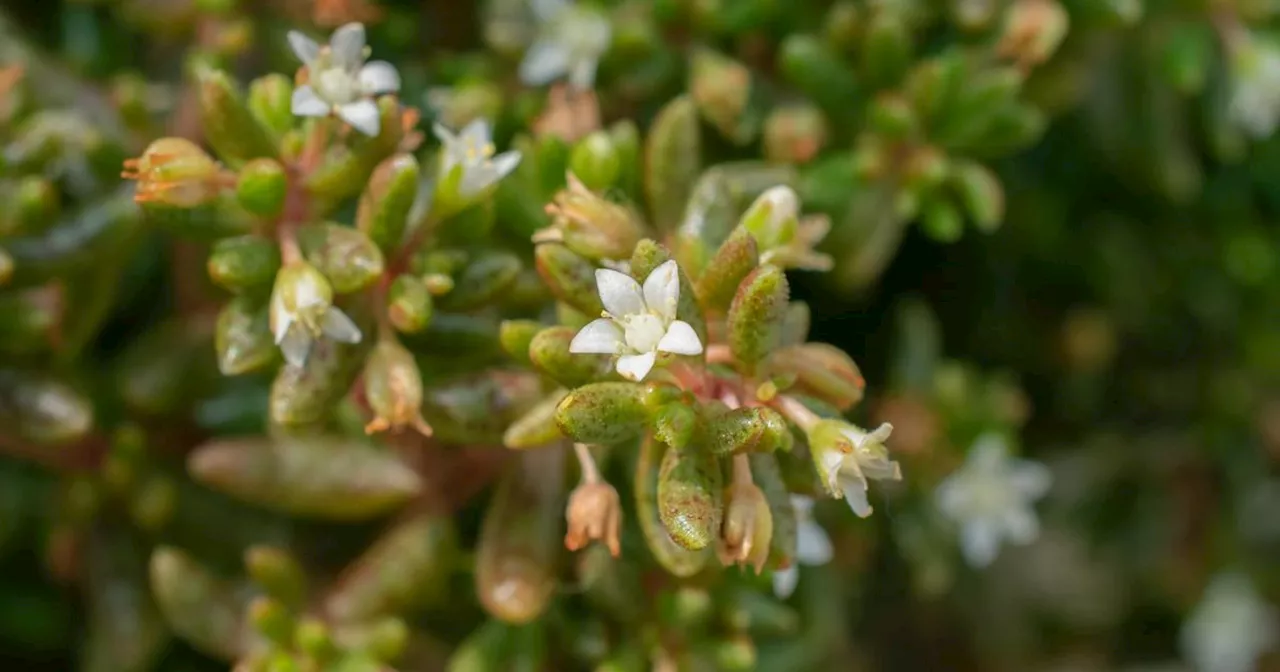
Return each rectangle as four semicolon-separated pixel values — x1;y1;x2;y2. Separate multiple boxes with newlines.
0;0;1277;671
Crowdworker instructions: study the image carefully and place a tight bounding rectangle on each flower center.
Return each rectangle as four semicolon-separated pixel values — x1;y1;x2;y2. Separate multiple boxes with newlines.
462;137;496;166
621;313;665;353
314;67;357;105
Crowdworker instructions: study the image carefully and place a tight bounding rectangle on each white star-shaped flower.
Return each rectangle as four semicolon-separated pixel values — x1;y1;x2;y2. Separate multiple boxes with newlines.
814;422;901;518
935;433;1051;568
1181;572;1278;672
432;119;522;200
268;262;362;368
520;0;612;90
568;260;703;382
772;495;834;599
287;22;401;136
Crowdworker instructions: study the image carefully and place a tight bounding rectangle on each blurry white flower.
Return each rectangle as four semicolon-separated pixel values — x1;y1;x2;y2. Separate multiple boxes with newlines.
1228;33;1280;139
520;0;612;90
1181;572;1278;672
288;22;401;136
812;421;901;518
433;119;522;199
568;260;703;381
935;433;1051;568
269;262;362;368
772;495;834;599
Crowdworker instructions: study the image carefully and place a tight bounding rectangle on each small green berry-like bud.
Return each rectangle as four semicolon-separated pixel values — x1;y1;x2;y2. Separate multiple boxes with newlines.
386;275;433;334
657;441;725;551
499;319;542;365
215;296;276;376
208;235;281;293
727;264;790;373
247;74;294;138
569;132;622;191
533;243;603;316
555;382;650;445
362;339;433;437
195;68;276;166
357;154;420;255
530;326;612;387
703;407;791;456
235;158;287;218
763;104;828;164
298;224;385;294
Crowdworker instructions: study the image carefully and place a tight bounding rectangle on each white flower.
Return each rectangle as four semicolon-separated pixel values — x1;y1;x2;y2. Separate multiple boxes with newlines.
287;22;401;136
1228;34;1280;139
772;495;834;599
814;422;902;518
568;260;703;382
1181;572;1278;672
520;0;612;90
268;262;362;368
935;433;1051;568
432;119;522;199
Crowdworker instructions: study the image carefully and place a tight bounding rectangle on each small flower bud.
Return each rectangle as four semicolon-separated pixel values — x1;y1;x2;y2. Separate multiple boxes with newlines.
297;223;385;294
998;0;1069;70
121;137;230;207
763;104;828;164
565;481;622;557
362;339;433;437
386;274;433;334
357;154;420;255
247;73;295;138
235;158;288;218
740;186;800;252
569;132;622;191
718;478;773;573
690;48;756;144
540;173;645;261
208;235;281;293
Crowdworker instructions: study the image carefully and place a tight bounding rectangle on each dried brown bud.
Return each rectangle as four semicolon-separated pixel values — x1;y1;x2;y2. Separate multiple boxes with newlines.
565;481;622;558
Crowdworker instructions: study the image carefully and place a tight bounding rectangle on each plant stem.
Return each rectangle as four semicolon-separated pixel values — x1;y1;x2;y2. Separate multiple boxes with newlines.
573;442;602;484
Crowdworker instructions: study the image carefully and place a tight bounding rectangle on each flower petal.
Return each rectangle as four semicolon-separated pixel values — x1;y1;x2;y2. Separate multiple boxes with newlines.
642;259;680;319
530;0;570;22
1010;460;1052;499
568;57;599;90
359;61;401;95
1001;507;1040;545
569;319;624;354
771;565;799;599
432;122;458;145
287;31;320;64
460;118;492;146
616;351;657;382
595;268;645;317
657;320;702;355
338;99;381;136
839;472;873;518
278;326;313;369
329;22;367;70
819;448;845;495
959;518;1002;568
291;86;330;117
519;40;571;86
796;519;833;565
322;308;363;344
489;150;522;181
860;456;902;482
271;313;294;345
